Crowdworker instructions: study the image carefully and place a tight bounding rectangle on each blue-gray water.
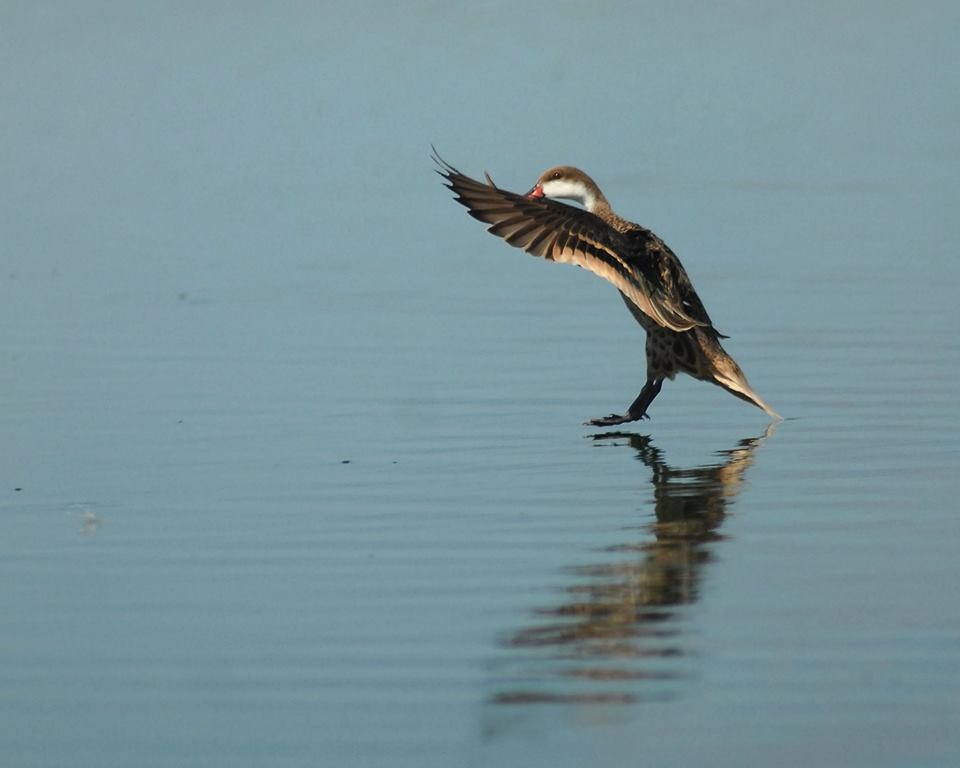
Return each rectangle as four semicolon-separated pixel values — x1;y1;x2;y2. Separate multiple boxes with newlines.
3;3;959;767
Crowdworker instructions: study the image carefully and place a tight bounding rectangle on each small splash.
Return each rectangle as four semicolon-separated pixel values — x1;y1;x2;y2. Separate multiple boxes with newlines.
78;509;103;536
66;503;103;536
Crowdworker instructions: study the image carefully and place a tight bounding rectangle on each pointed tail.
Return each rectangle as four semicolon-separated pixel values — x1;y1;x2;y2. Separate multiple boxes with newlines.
700;332;781;420
713;365;781;420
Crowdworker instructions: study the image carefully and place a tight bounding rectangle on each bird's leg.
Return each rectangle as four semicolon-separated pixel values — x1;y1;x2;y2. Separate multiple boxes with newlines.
586;378;663;427
624;377;663;419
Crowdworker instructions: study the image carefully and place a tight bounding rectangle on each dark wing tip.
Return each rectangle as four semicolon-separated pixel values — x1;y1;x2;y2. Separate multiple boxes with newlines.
431;147;499;191
431;145;460;177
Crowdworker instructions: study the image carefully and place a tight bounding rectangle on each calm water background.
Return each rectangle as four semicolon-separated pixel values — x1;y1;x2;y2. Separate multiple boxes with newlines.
3;3;959;766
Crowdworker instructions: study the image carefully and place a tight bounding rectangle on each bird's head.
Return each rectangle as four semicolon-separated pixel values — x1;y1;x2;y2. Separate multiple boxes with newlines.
526;166;602;213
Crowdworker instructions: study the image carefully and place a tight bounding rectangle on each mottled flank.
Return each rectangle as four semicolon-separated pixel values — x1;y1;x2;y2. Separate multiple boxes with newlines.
435;150;779;425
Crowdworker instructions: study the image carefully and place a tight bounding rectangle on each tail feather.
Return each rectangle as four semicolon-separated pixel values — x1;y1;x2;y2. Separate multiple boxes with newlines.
712;368;781;420
691;328;780;420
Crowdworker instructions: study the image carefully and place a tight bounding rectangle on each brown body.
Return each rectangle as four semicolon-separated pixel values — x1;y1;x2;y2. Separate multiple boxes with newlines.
435;151;778;425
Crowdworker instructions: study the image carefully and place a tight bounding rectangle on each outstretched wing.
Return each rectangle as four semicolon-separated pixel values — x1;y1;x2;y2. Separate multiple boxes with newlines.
434;151;712;334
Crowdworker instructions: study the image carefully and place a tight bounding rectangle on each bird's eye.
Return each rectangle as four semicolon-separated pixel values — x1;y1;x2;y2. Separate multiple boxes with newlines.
551;171;561;180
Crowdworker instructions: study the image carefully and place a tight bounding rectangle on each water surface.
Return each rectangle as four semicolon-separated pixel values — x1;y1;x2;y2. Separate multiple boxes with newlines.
2;3;959;767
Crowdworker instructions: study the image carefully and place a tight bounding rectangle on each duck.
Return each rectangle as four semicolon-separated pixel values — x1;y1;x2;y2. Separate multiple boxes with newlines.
434;150;779;426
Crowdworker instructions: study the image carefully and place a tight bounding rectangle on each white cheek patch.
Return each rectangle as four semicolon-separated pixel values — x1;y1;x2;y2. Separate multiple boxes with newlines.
541;179;596;211
541;178;584;200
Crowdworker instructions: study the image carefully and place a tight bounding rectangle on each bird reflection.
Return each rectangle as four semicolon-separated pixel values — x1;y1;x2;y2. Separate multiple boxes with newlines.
491;425;775;706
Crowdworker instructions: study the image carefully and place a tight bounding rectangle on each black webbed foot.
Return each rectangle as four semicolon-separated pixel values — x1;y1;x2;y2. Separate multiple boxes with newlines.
585;379;662;428
586;412;649;428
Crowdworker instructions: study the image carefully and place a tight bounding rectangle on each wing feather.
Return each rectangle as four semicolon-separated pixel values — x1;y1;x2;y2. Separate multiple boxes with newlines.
435;151;713;333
